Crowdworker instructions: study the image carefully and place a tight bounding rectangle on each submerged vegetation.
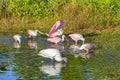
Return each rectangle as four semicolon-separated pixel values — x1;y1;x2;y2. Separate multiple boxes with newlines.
0;0;120;33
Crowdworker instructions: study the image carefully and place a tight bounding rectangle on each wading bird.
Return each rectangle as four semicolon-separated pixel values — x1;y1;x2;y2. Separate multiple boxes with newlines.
47;35;66;44
69;33;85;45
47;20;66;37
36;20;66;38
13;34;21;44
78;43;96;53
27;29;39;40
48;28;63;38
38;48;63;62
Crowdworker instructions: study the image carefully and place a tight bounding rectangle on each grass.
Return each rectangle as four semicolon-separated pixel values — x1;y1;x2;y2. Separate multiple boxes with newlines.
0;0;120;33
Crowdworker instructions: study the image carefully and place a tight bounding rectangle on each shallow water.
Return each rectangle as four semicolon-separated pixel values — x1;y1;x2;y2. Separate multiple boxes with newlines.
0;32;120;80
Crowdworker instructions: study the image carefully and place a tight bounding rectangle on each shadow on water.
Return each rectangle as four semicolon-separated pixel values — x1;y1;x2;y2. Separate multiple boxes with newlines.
0;31;120;80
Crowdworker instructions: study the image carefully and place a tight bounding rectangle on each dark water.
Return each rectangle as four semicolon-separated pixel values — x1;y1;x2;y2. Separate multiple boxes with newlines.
0;33;120;80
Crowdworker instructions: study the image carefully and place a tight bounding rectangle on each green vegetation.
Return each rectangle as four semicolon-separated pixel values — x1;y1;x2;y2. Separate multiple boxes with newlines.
0;0;120;33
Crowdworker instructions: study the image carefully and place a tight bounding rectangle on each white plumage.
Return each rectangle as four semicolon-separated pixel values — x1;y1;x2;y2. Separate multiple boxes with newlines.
40;63;62;76
13;34;21;44
38;48;62;62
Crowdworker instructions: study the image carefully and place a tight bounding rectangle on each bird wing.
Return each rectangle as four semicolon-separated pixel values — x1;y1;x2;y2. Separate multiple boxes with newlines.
48;20;65;36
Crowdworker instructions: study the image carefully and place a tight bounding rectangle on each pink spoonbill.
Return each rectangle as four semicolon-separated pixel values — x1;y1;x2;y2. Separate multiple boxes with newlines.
78;43;96;53
27;29;42;39
36;20;66;37
47;20;66;37
13;34;21;44
69;33;85;45
47;35;66;44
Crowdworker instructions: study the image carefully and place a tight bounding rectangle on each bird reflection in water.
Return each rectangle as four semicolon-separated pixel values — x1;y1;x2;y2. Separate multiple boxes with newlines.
13;42;21;49
69;44;81;53
74;51;95;59
40;62;67;76
27;40;37;49
47;43;65;52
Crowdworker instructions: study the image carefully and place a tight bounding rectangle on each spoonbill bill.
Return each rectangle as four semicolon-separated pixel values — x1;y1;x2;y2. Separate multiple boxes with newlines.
69;33;85;45
13;34;21;44
38;48;62;62
78;43;96;52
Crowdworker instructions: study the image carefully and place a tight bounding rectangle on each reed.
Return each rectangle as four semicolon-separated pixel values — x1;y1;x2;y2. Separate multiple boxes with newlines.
0;0;120;33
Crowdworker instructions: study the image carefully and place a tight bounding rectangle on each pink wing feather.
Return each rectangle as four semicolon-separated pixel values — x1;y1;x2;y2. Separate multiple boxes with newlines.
48;20;65;36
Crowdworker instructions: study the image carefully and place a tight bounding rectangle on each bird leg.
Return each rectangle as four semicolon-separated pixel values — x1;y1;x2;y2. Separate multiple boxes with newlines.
82;41;84;44
75;41;78;45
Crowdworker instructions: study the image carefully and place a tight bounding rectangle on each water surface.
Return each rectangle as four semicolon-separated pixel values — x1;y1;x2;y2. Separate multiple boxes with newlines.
0;32;120;80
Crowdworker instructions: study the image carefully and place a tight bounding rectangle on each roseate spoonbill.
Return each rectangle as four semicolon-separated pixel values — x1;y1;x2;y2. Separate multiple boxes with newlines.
47;35;66;44
13;34;21;44
27;29;40;39
48;20;65;37
69;33;85;45
78;43;96;52
38;48;63;62
48;28;63;37
37;20;66;37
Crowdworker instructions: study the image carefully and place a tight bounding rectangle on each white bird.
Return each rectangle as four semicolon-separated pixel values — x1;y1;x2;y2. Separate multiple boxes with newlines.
40;63;62;76
38;48;62;62
69;33;85;45
13;34;21;44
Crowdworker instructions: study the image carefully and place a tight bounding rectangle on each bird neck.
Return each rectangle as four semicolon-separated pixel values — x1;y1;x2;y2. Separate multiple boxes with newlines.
61;35;65;42
17;40;21;44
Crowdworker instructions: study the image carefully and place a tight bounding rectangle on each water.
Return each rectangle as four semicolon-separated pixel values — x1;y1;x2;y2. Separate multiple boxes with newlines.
0;32;120;80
